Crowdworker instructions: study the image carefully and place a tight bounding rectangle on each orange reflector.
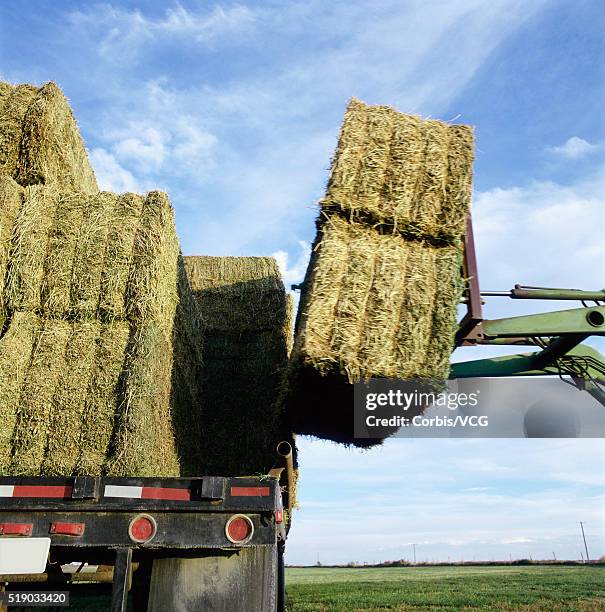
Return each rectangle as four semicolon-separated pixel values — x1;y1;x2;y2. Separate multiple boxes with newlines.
128;514;157;543
225;515;254;544
230;486;270;497
275;509;283;524
50;522;85;536
0;523;33;536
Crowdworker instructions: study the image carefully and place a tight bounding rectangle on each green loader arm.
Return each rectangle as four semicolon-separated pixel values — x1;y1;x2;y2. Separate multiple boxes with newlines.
453;212;605;406
453;303;605;406
451;344;605;407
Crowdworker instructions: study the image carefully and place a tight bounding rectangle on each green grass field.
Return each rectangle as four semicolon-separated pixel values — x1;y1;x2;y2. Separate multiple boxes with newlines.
285;565;605;611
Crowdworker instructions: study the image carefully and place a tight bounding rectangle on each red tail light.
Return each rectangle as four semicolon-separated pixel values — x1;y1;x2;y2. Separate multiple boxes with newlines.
225;515;254;544
128;514;157;544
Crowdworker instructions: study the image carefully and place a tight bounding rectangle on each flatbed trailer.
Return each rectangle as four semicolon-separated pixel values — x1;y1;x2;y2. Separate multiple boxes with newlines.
0;474;286;611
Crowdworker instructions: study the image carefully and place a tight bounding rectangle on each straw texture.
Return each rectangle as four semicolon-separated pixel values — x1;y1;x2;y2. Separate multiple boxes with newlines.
0;175;23;331
322;98;473;244
295;216;464;383
1;81;98;194
0;187;204;477
184;256;293;477
287;99;473;446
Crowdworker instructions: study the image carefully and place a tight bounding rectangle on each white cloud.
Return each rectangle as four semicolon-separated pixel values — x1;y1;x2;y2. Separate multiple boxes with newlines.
548;136;601;159
456;169;605;365
106;116;217;177
172;121;217;167
183;128;333;254
473;170;605;304
273;241;311;288
89;148;141;193
188;0;549;121
93;78;218;188
112;124;167;172
69;4;256;60
500;537;534;545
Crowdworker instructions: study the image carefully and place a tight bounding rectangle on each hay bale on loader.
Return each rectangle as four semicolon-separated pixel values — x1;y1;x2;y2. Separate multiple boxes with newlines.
184;256;293;477
0;81;98;194
0;187;204;477
286;99;474;446
320;97;473;244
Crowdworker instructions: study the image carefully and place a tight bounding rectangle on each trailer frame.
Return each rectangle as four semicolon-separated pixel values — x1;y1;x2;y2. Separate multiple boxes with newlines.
0;475;285;611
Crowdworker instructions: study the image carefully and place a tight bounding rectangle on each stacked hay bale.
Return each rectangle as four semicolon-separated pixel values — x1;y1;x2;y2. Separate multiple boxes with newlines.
0;81;98;194
0;176;22;332
184;256;293;476
1;80;98;331
0;185;204;477
0;80;206;477
287;98;474;446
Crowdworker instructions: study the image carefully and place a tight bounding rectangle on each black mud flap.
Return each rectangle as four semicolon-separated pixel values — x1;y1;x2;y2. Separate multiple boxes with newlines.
147;546;278;612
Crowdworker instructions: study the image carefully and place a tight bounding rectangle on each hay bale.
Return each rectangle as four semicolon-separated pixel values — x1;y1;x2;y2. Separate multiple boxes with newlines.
40;321;101;476
4;184;57;312
16;82;98;193
74;322;130;476
99;193;144;320
5;185;112;316
184;256;292;476
104;324;181;478
4;188;179;323
287;217;464;445
4;316;125;477
125;191;180;329
0;81;97;194
286;100;473;446
322;98;474;244
103;193;189;477
41;191;89;315
10;318;72;475
167;258;205;476
0;84;37;178
293;216;463;382
0;175;23;330
67;192;115;317
184;256;287;331
0;311;40;471
0;189;205;478
3;313;186;477
424;247;467;376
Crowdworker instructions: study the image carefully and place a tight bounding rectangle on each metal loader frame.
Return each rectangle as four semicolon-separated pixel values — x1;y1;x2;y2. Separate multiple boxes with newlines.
452;216;605;405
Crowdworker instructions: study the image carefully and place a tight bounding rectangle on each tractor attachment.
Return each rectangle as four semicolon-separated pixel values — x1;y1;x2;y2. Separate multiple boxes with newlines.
452;216;605;406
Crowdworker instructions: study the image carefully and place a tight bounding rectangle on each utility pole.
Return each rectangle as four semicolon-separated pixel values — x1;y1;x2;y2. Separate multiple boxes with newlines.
579;522;590;563
412;544;416;564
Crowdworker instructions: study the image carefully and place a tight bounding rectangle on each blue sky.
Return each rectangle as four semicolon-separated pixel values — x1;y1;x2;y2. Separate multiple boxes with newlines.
1;0;604;564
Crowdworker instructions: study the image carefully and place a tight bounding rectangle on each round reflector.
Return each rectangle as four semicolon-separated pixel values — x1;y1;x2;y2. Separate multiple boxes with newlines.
128;514;157;544
225;514;254;544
